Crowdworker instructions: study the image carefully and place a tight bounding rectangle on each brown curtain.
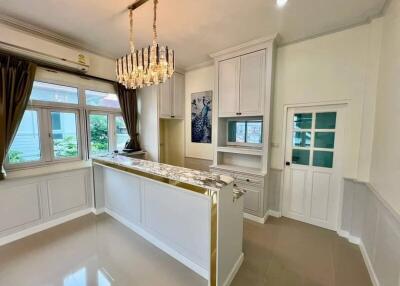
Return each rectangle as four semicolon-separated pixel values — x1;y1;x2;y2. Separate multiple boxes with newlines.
116;84;141;152
0;55;37;180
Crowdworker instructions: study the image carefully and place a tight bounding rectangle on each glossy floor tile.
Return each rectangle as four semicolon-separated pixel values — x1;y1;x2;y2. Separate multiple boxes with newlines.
232;217;372;286
0;215;371;286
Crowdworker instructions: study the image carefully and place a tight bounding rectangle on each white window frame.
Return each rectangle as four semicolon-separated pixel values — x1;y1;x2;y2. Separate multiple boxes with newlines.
47;108;82;162
226;118;263;147
87;111;125;157
5;70;123;170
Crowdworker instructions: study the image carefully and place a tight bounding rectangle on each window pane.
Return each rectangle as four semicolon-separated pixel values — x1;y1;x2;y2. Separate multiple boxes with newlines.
30;82;78;104
293;131;311;147
246;121;263;144
8;110;41;164
85;90;120;108
316;112;336;129
228;120;262;144
313;151;334;168
294;113;312;129
115;116;130;150
89;114;109;155
315;132;335;149
292;149;310;165
228;121;246;143
51;112;79;159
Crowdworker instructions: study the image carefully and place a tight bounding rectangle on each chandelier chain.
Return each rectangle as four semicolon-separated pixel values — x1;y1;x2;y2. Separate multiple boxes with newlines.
129;9;135;53
153;0;158;45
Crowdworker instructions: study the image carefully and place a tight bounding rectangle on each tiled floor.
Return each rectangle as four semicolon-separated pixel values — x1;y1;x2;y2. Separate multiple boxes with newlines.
0;214;371;286
231;217;372;286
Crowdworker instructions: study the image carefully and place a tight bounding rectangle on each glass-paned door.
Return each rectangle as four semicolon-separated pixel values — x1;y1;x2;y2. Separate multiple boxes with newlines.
283;105;344;231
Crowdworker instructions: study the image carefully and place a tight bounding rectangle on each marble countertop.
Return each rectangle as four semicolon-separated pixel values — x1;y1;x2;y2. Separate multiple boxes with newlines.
92;155;233;192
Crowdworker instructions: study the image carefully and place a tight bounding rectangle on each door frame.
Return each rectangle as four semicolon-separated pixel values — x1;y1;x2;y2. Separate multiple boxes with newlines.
279;101;349;231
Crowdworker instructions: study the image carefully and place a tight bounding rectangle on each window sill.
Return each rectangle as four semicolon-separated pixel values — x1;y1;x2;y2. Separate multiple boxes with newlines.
4;160;92;180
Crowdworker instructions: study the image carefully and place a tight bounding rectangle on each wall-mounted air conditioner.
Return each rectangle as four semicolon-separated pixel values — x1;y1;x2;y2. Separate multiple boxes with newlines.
0;41;90;73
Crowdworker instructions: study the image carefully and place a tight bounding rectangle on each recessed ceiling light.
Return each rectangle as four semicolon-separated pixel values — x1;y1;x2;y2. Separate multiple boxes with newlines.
277;0;288;7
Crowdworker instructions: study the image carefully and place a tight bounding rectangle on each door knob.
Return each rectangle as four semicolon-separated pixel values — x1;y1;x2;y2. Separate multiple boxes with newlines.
285;161;291;166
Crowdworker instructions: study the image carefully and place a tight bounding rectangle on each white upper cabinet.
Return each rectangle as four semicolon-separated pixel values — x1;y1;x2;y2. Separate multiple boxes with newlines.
172;73;185;119
159;73;185;119
159;79;172;118
218;50;266;117
239;50;265;116
218;57;240;117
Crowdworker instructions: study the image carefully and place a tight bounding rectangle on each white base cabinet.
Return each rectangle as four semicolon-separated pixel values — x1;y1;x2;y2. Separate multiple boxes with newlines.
210;166;268;219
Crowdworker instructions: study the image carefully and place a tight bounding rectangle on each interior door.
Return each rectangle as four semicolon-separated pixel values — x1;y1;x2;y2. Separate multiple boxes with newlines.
239;50;265;116
218;57;240;117
282;105;344;230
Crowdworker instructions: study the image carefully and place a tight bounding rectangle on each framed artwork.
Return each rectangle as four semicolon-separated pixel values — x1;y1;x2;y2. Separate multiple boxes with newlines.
191;91;212;143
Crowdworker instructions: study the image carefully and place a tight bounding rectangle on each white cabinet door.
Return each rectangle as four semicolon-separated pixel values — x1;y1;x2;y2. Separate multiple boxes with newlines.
218;57;240;117
159;79;172;118
172;73;185;119
239;50;265;116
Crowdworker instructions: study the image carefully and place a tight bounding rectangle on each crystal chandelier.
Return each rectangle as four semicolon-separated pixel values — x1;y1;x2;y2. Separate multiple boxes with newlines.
116;0;174;89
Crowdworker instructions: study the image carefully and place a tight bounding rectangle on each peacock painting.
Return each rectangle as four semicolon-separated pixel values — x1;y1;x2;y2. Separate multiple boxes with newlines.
191;91;212;143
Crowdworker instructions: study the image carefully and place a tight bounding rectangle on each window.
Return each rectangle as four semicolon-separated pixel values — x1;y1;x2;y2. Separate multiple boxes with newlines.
89;114;109;156
51;111;79;159
85;90;119;109
8;110;41;164
30;81;79;104
227;119;263;146
291;112;337;168
6;70;127;168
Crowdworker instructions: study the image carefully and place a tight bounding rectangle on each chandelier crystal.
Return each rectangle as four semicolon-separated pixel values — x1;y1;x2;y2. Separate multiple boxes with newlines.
116;0;174;89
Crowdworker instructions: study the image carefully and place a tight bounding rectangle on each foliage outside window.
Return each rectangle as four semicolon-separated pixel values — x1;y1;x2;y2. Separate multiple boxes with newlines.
89;114;109;155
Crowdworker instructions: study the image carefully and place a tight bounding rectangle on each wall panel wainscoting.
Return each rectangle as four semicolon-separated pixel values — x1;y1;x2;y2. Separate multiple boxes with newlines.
340;178;400;286
0;167;93;246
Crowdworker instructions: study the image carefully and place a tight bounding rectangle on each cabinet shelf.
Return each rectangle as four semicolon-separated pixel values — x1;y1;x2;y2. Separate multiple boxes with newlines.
211;164;266;176
217;146;263;156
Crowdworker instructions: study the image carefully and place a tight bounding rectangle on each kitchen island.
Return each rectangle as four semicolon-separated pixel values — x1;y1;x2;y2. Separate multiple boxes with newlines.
92;155;244;286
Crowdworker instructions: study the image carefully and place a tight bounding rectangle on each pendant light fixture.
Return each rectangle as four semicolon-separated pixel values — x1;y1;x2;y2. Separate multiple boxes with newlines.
116;0;175;89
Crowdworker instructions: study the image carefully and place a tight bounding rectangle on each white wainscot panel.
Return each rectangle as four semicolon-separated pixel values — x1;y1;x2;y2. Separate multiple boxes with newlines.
47;171;88;216
143;180;211;270
0;183;41;233
104;169;141;224
373;207;400;286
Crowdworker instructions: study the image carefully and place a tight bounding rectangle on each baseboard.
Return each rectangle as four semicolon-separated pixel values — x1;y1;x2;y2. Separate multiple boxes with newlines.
243;212;268;224
359;241;380;286
0;208;92;247
104;208;209;280
223;252;244;286
268;210;282;218
91;207;105;215
337;229;361;245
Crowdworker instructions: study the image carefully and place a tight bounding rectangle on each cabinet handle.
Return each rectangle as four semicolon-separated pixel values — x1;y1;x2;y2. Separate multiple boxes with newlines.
246;179;250;182
171;115;175;118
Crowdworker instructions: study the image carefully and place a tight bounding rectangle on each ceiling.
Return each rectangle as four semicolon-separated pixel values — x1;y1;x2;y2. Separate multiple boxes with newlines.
0;0;387;69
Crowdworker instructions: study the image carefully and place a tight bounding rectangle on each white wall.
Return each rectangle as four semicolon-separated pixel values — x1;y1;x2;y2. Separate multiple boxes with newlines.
271;20;382;180
184;65;214;161
370;0;400;215
0;22;115;80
